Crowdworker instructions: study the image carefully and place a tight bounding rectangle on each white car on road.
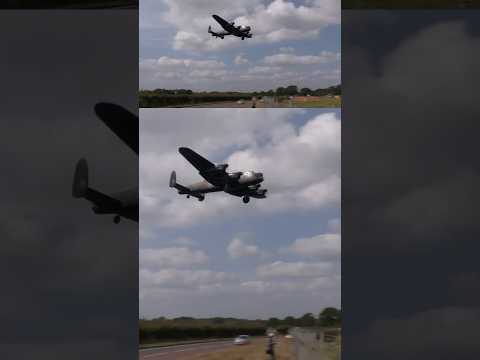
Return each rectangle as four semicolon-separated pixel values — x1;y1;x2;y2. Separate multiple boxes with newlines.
233;335;250;345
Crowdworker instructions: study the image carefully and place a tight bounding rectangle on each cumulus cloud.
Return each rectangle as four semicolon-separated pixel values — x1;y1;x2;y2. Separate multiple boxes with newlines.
286;233;340;259
140;268;233;289
140;110;340;228
227;237;259;258
257;261;334;278
234;54;249;65
264;51;340;65
140;247;209;269
149;0;340;52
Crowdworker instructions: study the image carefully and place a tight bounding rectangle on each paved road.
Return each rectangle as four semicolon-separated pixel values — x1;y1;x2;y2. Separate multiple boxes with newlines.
139;340;234;360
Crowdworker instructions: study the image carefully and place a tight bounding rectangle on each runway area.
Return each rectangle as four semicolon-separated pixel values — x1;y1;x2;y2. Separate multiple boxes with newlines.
139;340;234;360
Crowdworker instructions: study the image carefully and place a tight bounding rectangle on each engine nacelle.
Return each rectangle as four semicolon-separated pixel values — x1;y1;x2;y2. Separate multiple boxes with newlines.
248;184;261;190
216;163;228;171
257;189;267;196
228;171;242;180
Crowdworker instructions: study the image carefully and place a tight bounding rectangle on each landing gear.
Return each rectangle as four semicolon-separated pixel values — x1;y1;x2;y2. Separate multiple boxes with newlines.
198;196;205;202
187;195;190;198
242;196;250;204
241;37;245;40
113;215;121;224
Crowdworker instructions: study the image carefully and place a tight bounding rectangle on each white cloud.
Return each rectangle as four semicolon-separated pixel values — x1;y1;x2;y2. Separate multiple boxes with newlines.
257;261;334;278
140;110;340;228
286;233;340;259
140;247;209;269
234;54;249;65
172;236;197;246
227;237;259;258
264;51;339;65
247;65;282;74
149;0;340;52
140;268;232;289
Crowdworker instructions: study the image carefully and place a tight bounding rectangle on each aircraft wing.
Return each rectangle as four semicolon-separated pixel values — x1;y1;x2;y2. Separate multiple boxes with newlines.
94;102;139;155
179;147;227;186
179;147;215;172
212;14;238;33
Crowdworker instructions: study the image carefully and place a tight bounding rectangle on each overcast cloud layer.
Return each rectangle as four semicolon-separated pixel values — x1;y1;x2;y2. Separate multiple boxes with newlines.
343;11;480;359
140;0;340;91
140;109;340;319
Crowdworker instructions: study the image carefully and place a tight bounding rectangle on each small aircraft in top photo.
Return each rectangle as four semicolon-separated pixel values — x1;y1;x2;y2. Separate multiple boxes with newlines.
208;14;252;40
170;147;267;204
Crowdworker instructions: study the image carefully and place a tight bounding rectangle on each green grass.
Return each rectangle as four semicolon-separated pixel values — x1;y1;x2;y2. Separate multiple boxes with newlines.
290;98;341;108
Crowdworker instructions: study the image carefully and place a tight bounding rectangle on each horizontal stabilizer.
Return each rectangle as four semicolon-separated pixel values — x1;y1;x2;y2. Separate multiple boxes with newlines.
72;158;122;211
169;170;190;194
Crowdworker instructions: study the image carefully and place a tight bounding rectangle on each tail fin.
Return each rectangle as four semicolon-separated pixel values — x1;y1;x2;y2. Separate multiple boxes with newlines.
169;171;177;188
72;158;89;198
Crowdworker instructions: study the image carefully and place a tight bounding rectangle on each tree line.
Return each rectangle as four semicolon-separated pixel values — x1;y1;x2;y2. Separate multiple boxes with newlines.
140;84;341;98
139;308;341;343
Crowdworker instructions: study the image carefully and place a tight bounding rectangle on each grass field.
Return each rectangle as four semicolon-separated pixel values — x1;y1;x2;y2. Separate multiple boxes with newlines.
324;335;341;360
343;0;477;8
290;97;341;108
191;337;294;360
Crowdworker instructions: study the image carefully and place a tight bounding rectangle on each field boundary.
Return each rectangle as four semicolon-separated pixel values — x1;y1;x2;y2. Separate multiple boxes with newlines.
140;338;233;350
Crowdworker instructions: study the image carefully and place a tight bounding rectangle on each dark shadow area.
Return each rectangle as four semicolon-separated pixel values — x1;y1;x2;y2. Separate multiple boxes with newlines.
343;0;480;9
343;10;480;359
0;11;138;359
1;0;137;9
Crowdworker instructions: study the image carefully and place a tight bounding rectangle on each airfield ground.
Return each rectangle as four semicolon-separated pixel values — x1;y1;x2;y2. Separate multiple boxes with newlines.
169;97;341;108
139;337;294;360
192;337;294;360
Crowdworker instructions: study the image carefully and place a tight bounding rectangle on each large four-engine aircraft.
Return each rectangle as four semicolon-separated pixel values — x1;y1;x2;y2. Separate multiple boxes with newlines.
208;14;252;40
72;103;138;224
170;147;267;204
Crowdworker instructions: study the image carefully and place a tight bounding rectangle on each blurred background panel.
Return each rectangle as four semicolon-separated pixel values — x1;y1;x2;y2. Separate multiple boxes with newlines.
0;10;138;360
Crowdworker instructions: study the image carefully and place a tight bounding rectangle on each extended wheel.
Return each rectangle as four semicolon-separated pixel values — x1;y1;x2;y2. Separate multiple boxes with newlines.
242;196;250;204
113;215;121;224
242;37;245;40
187;195;190;198
198;196;205;202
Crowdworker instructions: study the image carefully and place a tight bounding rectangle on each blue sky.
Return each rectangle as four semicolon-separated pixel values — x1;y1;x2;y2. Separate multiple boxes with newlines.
140;108;341;319
140;0;340;91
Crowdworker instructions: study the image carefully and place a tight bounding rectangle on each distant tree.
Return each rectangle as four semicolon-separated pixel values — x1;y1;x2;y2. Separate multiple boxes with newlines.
267;317;280;327
285;85;298;95
276;87;285;96
298;313;316;327
319;307;341;327
300;87;312;95
283;316;296;326
266;89;275;96
212;317;225;324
